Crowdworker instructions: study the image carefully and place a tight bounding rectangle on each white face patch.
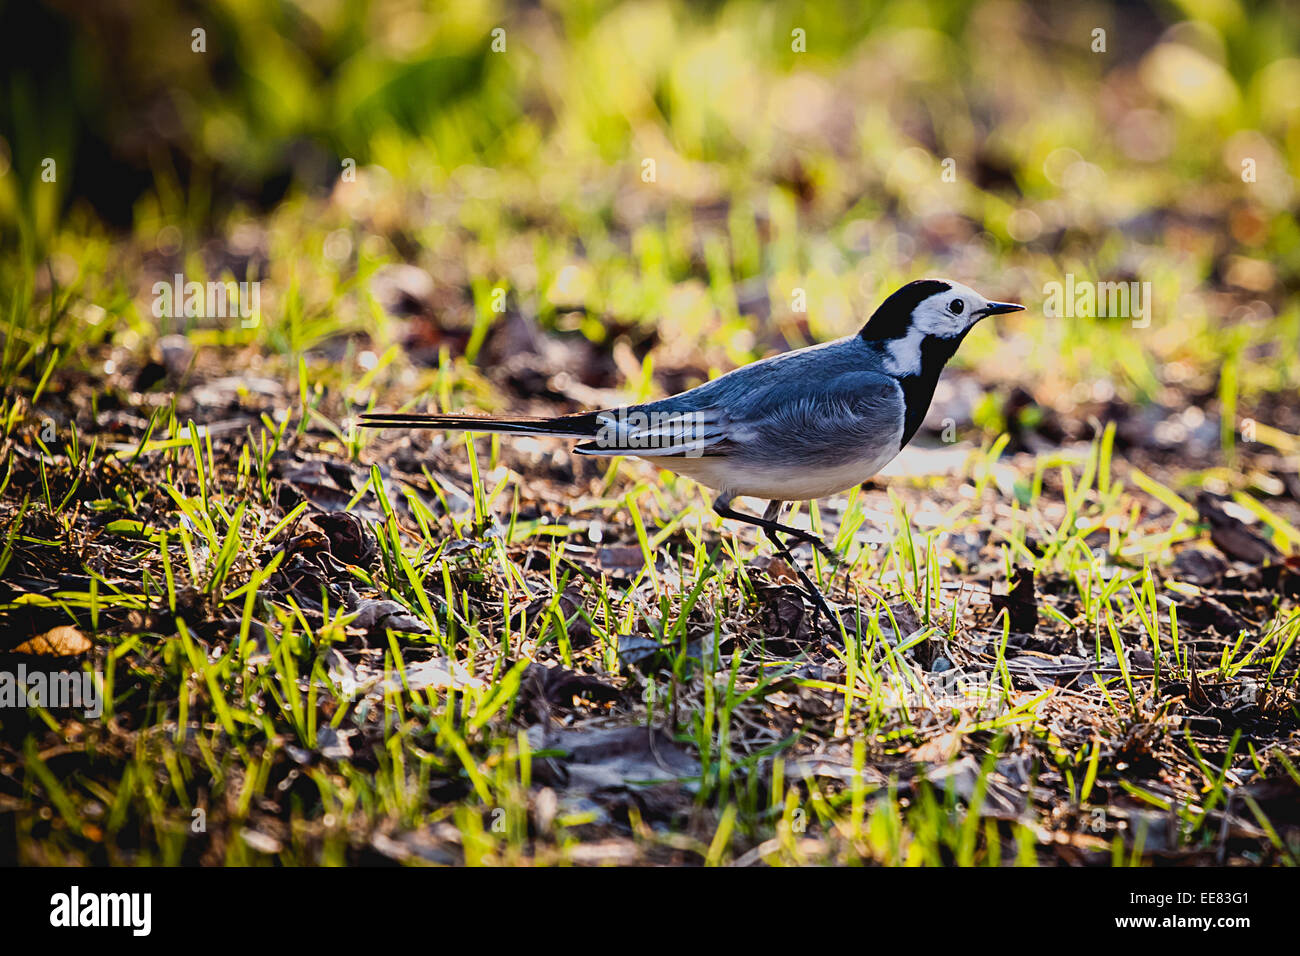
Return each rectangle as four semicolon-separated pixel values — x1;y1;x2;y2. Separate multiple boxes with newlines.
881;281;991;377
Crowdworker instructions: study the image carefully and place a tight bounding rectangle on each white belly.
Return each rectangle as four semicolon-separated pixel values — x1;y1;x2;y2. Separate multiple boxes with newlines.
644;445;902;501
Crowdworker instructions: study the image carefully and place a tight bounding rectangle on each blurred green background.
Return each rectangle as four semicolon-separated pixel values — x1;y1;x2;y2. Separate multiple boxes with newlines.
2;0;1298;440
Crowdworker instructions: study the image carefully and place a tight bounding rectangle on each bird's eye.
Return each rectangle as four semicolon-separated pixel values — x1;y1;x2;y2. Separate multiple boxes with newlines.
949;298;965;315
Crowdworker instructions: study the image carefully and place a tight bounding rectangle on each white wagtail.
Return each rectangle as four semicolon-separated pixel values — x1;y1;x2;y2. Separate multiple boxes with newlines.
361;279;1022;616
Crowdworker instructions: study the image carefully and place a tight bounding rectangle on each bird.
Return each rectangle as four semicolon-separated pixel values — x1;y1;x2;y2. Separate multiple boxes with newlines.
360;278;1023;619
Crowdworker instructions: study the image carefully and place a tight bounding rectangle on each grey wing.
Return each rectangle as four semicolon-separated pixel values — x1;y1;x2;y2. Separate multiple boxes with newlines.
572;339;901;460
572;368;903;462
569;349;800;457
722;370;905;466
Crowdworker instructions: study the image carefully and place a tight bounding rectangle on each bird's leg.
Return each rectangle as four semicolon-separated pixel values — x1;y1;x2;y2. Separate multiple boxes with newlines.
713;495;837;625
711;494;840;565
760;500;835;630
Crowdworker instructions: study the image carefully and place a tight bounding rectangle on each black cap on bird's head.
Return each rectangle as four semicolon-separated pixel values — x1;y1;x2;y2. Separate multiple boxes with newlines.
861;279;1025;446
859;278;1023;343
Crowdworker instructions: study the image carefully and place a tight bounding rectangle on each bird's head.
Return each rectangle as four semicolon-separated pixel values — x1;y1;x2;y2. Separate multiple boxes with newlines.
859;278;1023;377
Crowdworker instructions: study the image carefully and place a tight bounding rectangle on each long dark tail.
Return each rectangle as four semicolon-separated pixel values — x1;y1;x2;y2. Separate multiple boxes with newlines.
358;410;602;440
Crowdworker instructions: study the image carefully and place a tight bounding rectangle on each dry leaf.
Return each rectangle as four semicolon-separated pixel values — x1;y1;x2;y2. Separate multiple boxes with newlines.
12;626;92;656
764;556;800;586
913;731;963;763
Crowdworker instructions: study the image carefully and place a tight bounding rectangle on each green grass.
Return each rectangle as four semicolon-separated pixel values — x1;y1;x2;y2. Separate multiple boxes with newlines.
4;394;1298;864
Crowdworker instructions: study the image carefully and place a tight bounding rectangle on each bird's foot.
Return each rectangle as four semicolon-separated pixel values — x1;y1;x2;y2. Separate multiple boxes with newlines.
762;531;838;632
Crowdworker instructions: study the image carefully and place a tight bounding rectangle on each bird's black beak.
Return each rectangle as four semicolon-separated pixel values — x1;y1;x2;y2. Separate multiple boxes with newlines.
977;301;1024;318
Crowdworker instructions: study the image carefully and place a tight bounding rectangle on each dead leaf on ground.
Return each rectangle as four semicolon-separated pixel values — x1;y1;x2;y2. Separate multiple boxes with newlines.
528;723;700;793
919;755;1028;821
520;663;623;722
596;545;645;572
913;731;964;763
369;829;459;866
1197;491;1280;565
374;657;484;696
1171;547;1228;585
349;597;432;636
762;555;800;586
11;626;93;656
991;565;1038;633
779;752;889;787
